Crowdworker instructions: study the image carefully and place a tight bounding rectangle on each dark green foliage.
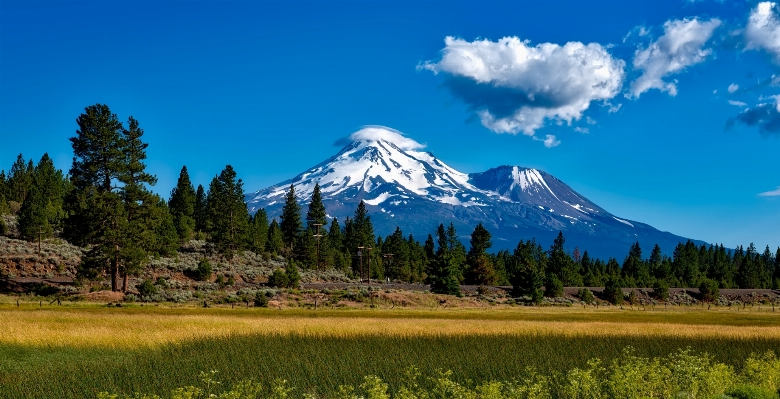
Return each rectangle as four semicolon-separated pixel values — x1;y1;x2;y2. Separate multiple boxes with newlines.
428;252;461;296
265;219;284;254
622;242;650;287
206;165;249;256
279;184;302;250
286;260;300;288
547;231;582;287
544;275;563;298
510;239;545;297
306;183;327;230
726;385;779;399
465;223;496;285
254;291;269;307
33;153;68;231
699;278;720;302
249;209;269;254
195;259;212;281
268;268;289;288
653;280;670;301
168;166;196;242
7;153;32;203
194;184;207;234
604;278;624;305
69;104;125;192
17;185;50;241
0;216;6;236
576;288;594;304
137;279;158;297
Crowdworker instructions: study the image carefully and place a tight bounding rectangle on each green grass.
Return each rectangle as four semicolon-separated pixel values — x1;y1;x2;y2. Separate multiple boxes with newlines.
2;334;780;399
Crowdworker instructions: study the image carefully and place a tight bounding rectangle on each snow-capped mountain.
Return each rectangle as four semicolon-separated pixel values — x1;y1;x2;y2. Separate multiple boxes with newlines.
246;127;702;260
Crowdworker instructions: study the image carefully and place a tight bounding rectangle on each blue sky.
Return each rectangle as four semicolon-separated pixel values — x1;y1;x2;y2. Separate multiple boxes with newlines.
1;0;778;248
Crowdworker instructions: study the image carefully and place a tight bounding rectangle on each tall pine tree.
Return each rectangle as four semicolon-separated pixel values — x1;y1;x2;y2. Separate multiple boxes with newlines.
206;165;250;257
279;184;302;254
168;166;197;242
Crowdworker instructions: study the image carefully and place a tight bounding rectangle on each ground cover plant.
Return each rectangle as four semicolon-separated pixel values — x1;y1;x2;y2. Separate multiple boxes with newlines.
1;305;779;399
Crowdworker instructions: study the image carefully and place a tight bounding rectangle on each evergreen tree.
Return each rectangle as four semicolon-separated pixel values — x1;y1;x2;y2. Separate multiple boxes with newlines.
547;231;582;287
206;165;250;256
424;234;435;260
511;239;545;297
33;153;68;231
265;218;284;254
465;223;496;285
66;104;127;291
168;166;196;242
327;217;343;252
7;153;32;204
279;184;302;252
118;116;161;291
194;184;207;235
306;183;327;230
17;185;50;241
435;223;447;255
429;251;461;296
622;242;649;287
250;209;269;253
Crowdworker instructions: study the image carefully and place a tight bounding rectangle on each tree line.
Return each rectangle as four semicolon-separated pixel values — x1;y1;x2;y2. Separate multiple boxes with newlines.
1;104;779;295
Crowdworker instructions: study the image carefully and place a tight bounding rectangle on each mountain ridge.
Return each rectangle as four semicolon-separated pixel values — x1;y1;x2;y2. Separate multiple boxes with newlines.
246;127;705;259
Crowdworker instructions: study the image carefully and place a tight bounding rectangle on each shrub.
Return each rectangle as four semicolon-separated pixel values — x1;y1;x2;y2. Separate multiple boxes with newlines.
254;291;269;307
532;288;544;305
544;276;563;298
604;278;623;305
700;278;720;302
653;280;669;301
195;259;212;281
268;268;288;288
576;288;594;304
726;385;779;399
285;261;300;288
138;279;158;297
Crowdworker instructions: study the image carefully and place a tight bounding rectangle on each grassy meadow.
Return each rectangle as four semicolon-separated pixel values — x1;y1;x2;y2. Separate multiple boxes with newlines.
1;303;779;398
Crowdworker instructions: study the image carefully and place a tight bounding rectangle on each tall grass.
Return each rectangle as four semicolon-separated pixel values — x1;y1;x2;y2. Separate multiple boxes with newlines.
1;306;779;398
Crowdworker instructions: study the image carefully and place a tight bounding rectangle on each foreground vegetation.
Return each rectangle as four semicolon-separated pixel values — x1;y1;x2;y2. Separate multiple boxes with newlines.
97;349;780;399
1;306;779;399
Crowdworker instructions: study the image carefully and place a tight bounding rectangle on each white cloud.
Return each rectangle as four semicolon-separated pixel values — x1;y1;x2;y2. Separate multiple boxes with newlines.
629;18;722;98
728;83;739;93
728;100;748;107
586;116;597;125
533;134;561;148
574;127;590;133
420;36;625;140
342;126;425;150
745;2;780;63
758;186;780;196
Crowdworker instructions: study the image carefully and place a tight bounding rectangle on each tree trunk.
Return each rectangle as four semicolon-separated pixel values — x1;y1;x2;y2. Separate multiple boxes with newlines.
112;245;119;292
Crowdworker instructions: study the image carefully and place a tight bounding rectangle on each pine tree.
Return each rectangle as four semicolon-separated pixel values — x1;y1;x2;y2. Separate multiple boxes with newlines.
465;223;496;285
33;153;69;231
17;185;50;241
194;184;207;236
327;217;343;252
168;166;196;242
429;251;461;296
306;183;327;230
511;240;545;297
266;218;284;254
7;153;32;204
279;184;302;253
206;165;250;257
547;231;582;287
66;104;127;291
622;242;649;287
250;208;269;253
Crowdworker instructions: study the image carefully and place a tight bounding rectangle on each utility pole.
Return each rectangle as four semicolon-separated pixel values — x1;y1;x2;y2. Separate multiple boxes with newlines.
366;246;373;285
313;223;323;273
357;246;364;283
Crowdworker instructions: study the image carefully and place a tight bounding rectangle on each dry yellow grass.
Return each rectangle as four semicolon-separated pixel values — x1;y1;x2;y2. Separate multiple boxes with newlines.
2;305;779;349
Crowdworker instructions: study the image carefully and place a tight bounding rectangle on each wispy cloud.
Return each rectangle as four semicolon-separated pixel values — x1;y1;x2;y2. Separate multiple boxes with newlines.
533;134;561;148
420;36;625;145
728;100;748;107
758;186;780;196
728;83;739;93
629;18;722;98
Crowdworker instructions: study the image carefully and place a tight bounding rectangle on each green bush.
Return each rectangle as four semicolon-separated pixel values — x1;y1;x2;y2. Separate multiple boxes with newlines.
604;278;623;305
700;278;720;302
726;385;779;399
576;288;594;304
195;259;212;281
653;280;669;301
268;268;288;288
285;261;300;288
544;276;563;298
254;291;269;307
138;279;158;297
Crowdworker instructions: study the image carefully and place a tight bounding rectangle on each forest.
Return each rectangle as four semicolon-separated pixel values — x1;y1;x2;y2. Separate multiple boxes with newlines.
1;104;779;298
